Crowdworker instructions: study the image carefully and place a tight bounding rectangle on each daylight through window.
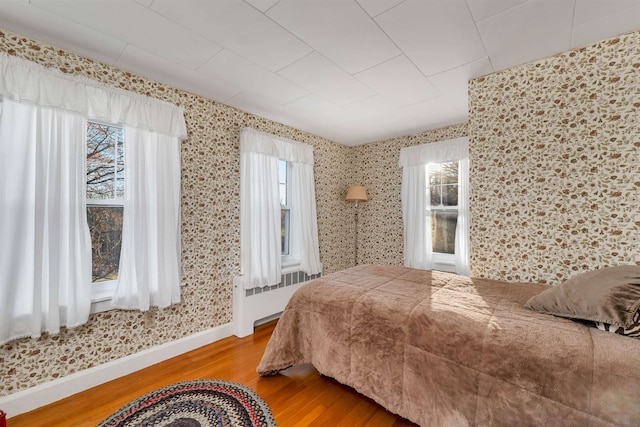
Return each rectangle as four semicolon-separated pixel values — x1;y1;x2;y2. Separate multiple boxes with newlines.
279;159;291;256
428;161;458;255
86;122;124;283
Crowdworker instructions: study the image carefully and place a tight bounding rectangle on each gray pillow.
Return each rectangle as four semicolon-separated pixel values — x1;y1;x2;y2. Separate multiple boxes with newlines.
524;265;640;328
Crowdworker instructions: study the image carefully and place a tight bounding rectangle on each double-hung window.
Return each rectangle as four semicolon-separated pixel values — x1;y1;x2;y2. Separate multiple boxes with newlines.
239;128;322;290
85;121;124;305
428;161;459;269
0;52;186;343
399;137;470;275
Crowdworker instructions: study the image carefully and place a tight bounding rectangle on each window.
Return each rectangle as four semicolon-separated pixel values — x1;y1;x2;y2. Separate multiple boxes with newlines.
86;121;124;301
279;159;291;256
399;137;469;275
428;162;458;258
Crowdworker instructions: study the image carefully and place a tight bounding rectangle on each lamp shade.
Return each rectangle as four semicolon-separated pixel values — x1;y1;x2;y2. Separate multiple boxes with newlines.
346;186;368;202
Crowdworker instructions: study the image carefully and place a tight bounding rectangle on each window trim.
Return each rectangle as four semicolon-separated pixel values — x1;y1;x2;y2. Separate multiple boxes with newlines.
86;120;125;310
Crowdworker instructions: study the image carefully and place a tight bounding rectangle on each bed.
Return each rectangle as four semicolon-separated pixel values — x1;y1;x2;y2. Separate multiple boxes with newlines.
257;264;640;426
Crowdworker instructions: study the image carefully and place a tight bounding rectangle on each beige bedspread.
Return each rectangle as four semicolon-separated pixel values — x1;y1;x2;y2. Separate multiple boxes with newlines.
257;265;640;426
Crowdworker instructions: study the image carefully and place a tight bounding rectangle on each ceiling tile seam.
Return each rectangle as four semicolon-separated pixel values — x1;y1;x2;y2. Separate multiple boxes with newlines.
351;53;442;103
275;51;379;107
466;0;531;24
27;2;132;67
568;0;578;51
462;0;494;73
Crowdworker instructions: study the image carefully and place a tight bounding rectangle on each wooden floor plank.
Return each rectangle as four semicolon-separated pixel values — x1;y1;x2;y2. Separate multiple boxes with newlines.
8;321;417;426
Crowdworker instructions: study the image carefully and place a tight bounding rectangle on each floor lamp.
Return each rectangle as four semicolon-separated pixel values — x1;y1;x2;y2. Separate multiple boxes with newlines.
346;186;368;266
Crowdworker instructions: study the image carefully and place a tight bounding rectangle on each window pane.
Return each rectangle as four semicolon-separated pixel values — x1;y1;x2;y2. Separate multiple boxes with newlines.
86;122;123;200
430;185;441;206
87;162;115;199
279;160;288;206
442;183;458;206
87;206;123;282
432;210;457;254
281;209;290;256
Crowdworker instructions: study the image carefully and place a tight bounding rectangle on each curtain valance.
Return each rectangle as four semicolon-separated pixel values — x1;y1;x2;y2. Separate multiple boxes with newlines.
240;127;314;165
399;137;468;167
0;53;187;139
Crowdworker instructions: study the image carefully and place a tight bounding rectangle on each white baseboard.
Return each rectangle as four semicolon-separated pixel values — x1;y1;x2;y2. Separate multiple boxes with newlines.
1;322;235;419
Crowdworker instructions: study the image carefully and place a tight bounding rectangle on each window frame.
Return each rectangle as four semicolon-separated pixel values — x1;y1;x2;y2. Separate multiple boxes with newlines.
427;161;460;273
85;120;125;311
279;159;299;271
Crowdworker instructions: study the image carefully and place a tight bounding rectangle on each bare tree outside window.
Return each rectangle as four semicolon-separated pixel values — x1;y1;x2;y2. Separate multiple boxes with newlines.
429;162;458;254
86;122;124;283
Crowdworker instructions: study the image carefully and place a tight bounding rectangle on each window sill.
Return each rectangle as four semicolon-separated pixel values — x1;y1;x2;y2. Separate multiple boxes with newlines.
90;280;116;314
282;257;300;274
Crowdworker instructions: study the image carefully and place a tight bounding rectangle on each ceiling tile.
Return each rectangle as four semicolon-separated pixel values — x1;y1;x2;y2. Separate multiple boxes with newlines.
376;0;487;76
30;0;223;69
465;0;528;22
428;57;493;108
267;0;400;74
116;45;243;102
572;5;640;48
355;55;439;107
0;1;126;66
278;52;374;106
476;0;574;72
356;0;405;17
150;0;312;72
243;0;280;13
281;94;350;127
573;0;640;26
199;49;309;105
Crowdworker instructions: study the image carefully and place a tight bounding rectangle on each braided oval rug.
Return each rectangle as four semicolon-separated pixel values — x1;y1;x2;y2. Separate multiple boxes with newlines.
97;379;276;427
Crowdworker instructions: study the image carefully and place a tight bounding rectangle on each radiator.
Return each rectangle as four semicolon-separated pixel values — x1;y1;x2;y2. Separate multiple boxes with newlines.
233;270;320;338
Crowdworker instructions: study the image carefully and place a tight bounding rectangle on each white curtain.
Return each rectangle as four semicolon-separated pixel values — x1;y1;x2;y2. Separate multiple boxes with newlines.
0;53;187;139
291;162;322;275
240;134;282;289
0;98;92;344
399;137;470;274
455;156;471;276
401;164;429;269
0;53;186;342
111;126;182;310
239;128;321;289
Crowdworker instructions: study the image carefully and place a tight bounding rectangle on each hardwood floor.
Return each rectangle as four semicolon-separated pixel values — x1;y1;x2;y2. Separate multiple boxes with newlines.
9;321;417;426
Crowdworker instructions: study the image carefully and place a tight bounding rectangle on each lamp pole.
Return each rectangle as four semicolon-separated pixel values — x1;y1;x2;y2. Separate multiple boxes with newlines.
354;200;359;266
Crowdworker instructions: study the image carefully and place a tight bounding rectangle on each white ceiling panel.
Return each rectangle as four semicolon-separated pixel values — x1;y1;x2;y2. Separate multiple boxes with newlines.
0;0;637;146
0;1;126;66
30;0;222;69
356;0;405;18
150;0;311;72
476;0;575;72
376;0;487;76
281;94;350;127
267;0;400;74
198;49;309;106
278;52;374;106
243;0;280;13
573;0;640;26
465;0;528;22
428;58;494;109
355;55;439;107
116;45;243;102
571;5;640;48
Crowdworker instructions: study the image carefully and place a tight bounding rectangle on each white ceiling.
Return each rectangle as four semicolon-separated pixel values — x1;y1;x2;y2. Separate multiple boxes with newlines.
0;0;639;146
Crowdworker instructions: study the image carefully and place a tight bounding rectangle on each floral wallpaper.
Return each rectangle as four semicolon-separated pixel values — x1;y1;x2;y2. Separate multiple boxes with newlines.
468;30;640;284
351;124;468;266
1;25;639;401
0;29;353;398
